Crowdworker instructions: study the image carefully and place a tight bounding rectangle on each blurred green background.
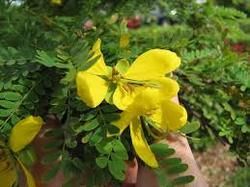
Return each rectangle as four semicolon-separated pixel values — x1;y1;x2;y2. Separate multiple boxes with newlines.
0;0;249;186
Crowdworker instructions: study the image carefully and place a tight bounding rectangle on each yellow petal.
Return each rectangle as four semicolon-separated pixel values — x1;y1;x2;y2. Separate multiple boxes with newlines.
9;116;44;152
148;108;163;129
76;71;108;108
112;84;138;110
0;167;17;187
125;88;160;115
130;118;158;168
156;77;179;99
113;88;161;133
87;39;108;76
161;100;187;131
17;159;36;187
124;49;181;80
113;111;135;134
0;154;17;187
120;33;130;48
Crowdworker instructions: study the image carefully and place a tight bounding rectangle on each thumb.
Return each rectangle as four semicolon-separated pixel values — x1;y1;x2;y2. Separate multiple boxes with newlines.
122;158;138;187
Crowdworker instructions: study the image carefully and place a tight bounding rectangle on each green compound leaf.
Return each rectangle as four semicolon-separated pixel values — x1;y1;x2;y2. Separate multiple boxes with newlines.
36;50;69;69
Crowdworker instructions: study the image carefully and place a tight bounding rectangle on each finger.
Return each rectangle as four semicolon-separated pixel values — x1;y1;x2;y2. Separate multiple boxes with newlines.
136;165;158;187
122;158;138;187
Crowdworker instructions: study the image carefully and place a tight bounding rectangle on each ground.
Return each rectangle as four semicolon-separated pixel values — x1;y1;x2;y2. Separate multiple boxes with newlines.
194;143;238;187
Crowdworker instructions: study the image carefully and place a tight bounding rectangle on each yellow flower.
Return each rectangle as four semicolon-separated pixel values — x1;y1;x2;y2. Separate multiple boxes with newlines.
0;116;44;187
51;0;62;5
113;88;187;168
76;39;181;110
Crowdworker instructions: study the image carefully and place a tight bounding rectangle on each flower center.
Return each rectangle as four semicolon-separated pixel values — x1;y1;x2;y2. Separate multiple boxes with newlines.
109;67;122;83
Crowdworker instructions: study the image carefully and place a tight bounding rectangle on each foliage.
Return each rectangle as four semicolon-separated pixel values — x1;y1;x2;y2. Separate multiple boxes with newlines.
0;0;250;186
228;167;250;187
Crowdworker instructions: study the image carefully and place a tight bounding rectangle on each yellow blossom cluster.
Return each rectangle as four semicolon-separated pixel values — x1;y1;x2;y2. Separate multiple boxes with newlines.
76;39;187;167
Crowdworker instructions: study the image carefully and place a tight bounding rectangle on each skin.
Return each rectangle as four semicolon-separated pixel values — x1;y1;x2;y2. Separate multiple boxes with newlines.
124;134;209;187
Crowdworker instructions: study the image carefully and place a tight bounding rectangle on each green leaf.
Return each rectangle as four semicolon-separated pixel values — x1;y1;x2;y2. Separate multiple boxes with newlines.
35;50;56;67
96;139;113;154
18;147;37;167
42;164;60;182
101;105;118;113
11;115;20;124
96;157;108;168
108;157;125;181
44;129;64;138
78;55;100;71
0;109;13;117
0;91;22;101
234;117;246;125
89;128;104;145
103;113;120;122
241;125;250;133
61;159;81;176
80;111;97;121
107;124;120;134
81;132;93;144
81;118;99;131
161;158;182;167
172;175;195;185
65;137;77;148
36;50;69;69
60;66;77;84
180;121;200;134
42;151;61;164
113;139;128;160
150;143;175;157
0;100;17;109
105;84;116;104
166;163;188;175
63;178;78;187
115;59;130;74
154;168;172;187
43;140;63;150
